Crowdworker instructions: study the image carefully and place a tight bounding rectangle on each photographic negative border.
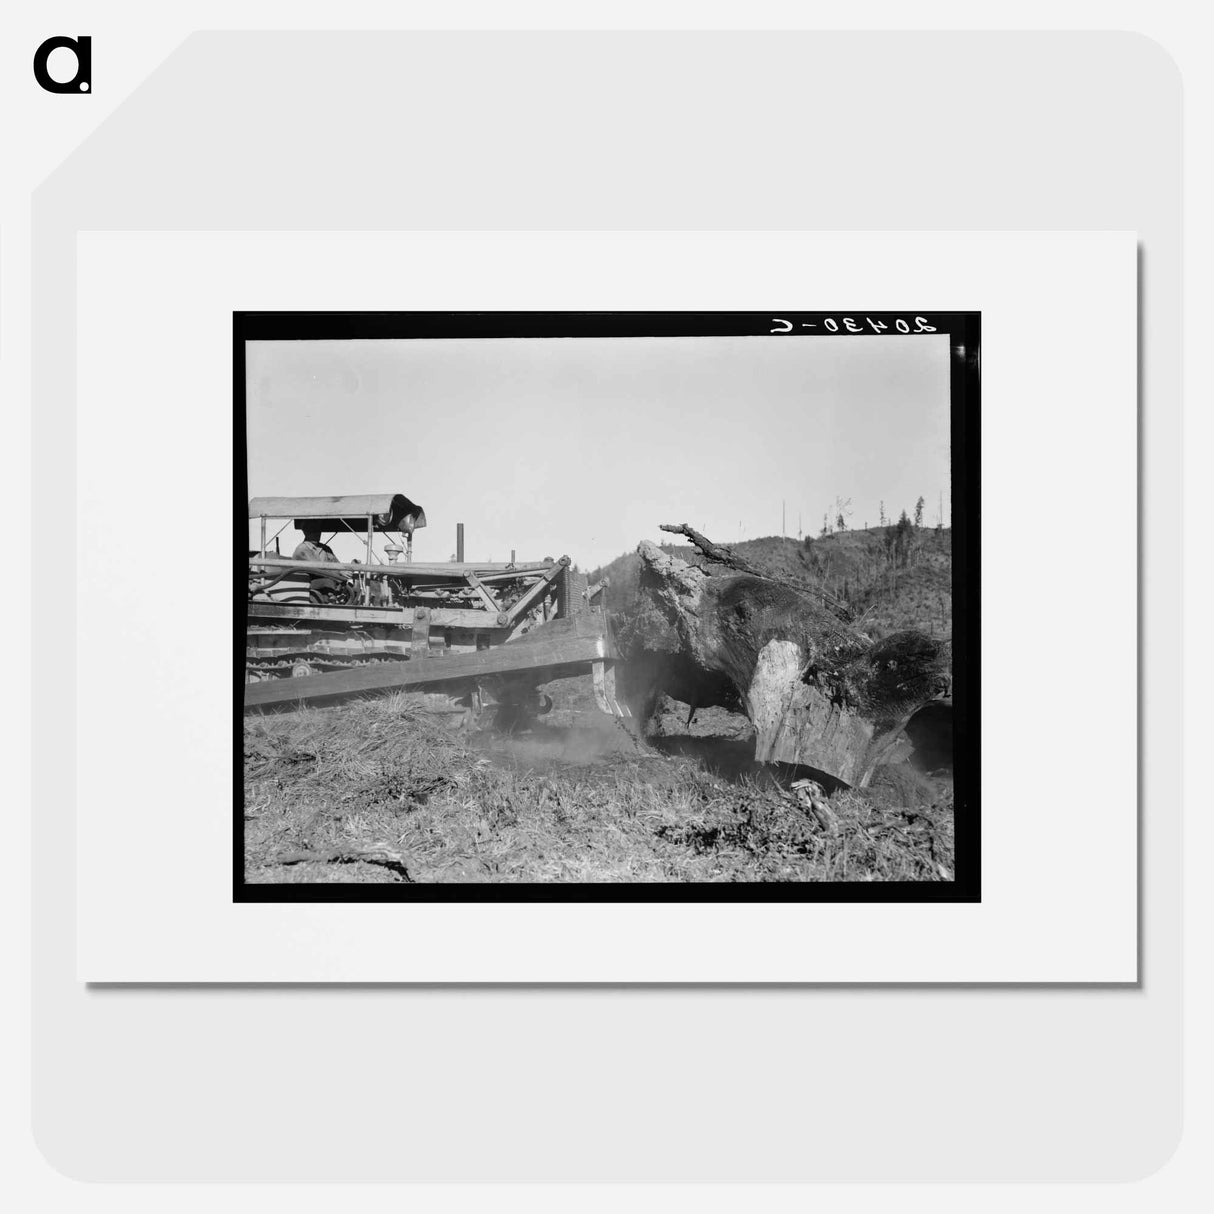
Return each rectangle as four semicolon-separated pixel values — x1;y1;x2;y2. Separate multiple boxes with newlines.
234;311;980;903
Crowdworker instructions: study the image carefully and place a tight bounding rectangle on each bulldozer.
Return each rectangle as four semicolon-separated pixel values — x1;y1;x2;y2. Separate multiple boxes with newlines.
245;492;629;727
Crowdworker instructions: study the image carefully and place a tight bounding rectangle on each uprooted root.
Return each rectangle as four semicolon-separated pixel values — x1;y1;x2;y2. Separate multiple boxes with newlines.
275;845;413;881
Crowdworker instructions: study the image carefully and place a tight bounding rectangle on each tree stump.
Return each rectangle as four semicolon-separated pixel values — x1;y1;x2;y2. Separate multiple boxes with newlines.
620;539;951;787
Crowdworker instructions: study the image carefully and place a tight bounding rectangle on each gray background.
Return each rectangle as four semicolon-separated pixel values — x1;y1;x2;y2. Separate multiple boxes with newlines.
32;32;1180;1180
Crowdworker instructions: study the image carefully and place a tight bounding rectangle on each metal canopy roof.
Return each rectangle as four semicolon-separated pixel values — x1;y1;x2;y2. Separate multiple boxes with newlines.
248;493;426;533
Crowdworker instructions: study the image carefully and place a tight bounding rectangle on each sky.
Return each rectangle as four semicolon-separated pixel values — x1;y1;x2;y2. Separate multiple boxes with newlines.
246;334;951;571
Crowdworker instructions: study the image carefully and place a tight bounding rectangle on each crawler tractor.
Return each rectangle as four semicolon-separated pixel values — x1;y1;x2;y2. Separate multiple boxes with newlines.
245;493;628;725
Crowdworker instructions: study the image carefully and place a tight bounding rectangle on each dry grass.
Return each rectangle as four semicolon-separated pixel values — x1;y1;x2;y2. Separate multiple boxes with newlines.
244;693;954;885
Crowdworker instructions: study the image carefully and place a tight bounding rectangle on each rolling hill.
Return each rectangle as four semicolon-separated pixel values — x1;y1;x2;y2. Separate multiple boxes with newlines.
590;524;952;640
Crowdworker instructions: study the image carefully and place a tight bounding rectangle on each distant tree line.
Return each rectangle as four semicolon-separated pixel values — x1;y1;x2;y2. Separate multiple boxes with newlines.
808;493;935;546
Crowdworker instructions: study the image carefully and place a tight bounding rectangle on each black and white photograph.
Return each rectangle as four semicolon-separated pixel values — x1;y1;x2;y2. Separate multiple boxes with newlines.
238;311;979;899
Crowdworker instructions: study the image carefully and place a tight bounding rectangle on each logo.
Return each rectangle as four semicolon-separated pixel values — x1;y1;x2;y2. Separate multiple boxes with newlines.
33;35;91;93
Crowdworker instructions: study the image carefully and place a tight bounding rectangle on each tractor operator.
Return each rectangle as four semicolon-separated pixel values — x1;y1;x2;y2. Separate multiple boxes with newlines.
292;529;344;599
292;529;338;565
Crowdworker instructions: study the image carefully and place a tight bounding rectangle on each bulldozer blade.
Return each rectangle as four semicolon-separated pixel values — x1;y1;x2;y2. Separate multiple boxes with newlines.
592;660;631;718
245;611;622;713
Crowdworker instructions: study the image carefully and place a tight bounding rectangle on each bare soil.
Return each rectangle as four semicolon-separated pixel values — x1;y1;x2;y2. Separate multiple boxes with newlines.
244;677;954;885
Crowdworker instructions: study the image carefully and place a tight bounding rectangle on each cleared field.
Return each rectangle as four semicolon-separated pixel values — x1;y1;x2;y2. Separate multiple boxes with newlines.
243;685;954;885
